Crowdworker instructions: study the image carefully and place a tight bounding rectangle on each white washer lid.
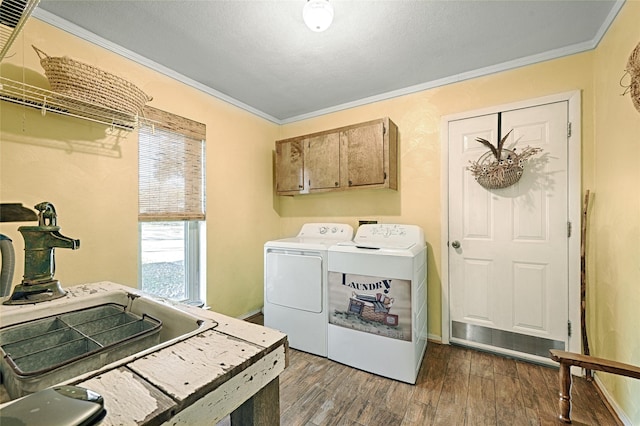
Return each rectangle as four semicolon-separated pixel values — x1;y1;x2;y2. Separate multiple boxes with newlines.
349;223;425;249
336;240;416;250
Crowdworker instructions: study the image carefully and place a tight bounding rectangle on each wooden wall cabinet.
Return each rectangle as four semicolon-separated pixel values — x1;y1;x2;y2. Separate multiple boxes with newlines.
275;139;304;192
275;118;397;196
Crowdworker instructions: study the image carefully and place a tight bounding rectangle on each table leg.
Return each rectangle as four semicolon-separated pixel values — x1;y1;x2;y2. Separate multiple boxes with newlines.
558;362;572;423
230;377;280;425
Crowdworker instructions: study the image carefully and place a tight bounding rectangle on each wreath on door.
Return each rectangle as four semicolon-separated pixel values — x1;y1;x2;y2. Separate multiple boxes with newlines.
621;41;640;114
467;129;542;190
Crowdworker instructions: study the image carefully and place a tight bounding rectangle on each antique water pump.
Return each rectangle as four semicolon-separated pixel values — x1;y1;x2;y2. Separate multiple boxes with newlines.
3;202;80;305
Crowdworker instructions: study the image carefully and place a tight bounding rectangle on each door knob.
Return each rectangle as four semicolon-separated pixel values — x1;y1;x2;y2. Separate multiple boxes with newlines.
451;240;461;249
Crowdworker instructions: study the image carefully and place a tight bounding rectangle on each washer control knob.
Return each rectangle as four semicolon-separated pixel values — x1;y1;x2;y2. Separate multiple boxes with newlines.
319;226;328;234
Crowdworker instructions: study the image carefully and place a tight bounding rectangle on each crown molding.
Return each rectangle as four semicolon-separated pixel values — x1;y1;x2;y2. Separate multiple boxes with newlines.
32;9;282;124
33;0;625;125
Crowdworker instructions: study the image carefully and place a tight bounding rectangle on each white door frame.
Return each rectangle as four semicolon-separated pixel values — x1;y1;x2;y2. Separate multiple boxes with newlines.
440;90;582;358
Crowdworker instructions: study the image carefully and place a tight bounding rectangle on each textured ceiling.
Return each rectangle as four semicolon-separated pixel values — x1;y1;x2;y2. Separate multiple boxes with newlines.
34;0;622;123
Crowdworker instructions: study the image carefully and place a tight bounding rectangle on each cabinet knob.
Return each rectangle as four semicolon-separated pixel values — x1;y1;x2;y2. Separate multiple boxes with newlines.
335;182;338;187
298;184;303;189
349;180;353;186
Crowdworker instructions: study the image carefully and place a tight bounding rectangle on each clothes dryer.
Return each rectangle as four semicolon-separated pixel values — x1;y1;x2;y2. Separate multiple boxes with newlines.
264;223;353;357
327;223;427;383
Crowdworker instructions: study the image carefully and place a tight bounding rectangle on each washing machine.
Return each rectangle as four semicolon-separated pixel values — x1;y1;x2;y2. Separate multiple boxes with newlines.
264;223;353;357
327;223;427;383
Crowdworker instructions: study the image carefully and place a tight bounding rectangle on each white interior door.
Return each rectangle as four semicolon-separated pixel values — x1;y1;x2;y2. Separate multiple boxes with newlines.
448;101;569;358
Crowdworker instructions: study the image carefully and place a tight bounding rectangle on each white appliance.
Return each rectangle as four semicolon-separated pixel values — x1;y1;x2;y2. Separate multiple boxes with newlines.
264;223;354;357
327;223;427;383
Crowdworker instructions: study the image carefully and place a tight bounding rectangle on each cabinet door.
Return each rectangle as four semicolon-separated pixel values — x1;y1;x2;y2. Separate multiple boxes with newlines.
275;140;304;193
343;121;385;187
306;133;340;190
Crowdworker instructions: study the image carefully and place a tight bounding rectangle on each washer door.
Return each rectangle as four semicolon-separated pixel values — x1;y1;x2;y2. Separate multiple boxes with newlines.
265;252;323;313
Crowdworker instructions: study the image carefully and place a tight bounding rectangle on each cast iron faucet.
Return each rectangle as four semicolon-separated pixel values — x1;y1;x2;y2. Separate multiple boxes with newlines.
20;202;80;283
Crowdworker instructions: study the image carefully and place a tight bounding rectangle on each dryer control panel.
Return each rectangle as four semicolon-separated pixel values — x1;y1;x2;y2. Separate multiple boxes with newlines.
297;223;354;239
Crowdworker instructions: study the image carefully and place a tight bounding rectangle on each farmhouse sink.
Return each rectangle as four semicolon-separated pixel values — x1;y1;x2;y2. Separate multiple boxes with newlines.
0;282;217;402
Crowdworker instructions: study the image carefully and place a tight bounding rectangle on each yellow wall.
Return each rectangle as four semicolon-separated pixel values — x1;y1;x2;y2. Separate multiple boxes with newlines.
1;3;638;420
0;19;280;317
276;52;595;340
591;1;640;422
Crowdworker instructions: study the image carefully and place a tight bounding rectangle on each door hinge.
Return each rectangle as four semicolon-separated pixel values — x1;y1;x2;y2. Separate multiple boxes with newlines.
567;122;572;138
567;221;572;238
383;124;386;135
568;320;572;337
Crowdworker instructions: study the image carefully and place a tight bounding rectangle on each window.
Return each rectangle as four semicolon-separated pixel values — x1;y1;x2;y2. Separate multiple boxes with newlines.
138;107;206;305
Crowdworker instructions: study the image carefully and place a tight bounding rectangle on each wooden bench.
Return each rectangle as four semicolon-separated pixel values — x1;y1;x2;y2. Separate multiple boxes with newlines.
549;349;640;423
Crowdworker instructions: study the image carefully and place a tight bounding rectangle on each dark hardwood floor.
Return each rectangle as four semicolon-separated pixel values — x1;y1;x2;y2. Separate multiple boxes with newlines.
280;344;618;426
244;314;618;425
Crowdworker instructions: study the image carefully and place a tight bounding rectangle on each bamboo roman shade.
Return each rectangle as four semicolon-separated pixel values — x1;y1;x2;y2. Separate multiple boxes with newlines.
138;106;206;221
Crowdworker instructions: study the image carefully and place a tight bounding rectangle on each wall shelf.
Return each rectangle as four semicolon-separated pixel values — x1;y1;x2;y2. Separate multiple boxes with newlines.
0;77;145;130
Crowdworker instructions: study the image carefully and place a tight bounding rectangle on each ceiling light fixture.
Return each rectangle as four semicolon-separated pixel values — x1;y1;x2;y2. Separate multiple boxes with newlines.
303;0;334;32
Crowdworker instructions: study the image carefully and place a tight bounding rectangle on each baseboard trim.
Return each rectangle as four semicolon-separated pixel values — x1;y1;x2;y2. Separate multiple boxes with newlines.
240;308;264;322
427;334;442;343
593;372;632;426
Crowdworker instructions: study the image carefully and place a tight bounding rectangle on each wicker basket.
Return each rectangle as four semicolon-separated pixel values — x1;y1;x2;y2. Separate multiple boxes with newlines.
347;295;399;326
472;149;525;190
33;45;152;115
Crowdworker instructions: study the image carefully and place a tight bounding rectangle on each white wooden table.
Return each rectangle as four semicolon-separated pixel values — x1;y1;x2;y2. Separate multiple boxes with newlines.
0;282;288;425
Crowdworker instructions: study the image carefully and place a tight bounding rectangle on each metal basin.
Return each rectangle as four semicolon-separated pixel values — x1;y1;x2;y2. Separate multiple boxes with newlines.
0;283;215;401
0;304;162;399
